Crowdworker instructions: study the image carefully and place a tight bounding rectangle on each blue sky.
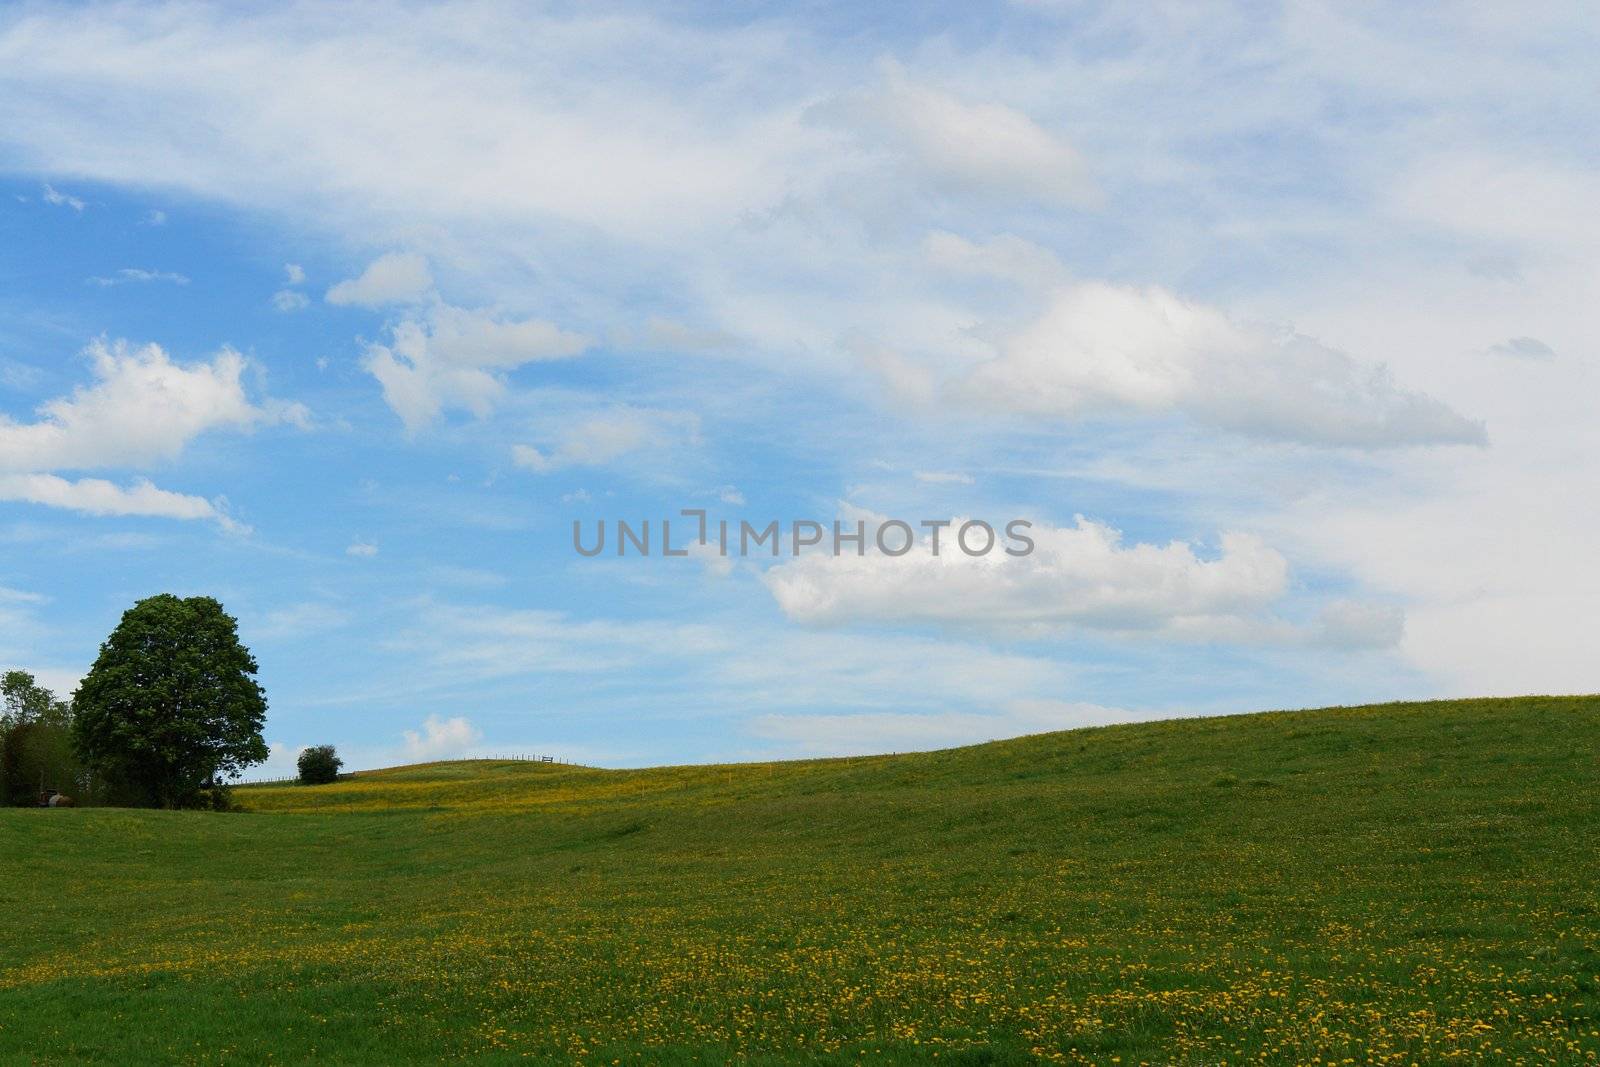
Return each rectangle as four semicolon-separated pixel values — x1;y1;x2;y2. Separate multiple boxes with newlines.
2;3;1596;773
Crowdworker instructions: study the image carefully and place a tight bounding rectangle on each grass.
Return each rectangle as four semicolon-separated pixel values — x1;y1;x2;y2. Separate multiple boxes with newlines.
3;695;1599;1065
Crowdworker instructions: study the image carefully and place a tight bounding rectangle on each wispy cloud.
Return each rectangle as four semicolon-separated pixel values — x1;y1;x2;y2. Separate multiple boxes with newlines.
40;183;84;211
88;268;189;287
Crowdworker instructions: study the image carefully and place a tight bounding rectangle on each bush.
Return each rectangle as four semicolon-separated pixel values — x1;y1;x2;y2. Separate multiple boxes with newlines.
297;745;342;785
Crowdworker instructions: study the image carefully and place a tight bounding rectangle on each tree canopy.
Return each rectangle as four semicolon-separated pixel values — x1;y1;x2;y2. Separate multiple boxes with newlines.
73;594;268;808
1;670;78;806
297;744;342;785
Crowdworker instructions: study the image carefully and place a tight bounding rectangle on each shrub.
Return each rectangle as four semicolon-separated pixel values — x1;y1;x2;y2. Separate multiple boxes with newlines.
297;745;343;785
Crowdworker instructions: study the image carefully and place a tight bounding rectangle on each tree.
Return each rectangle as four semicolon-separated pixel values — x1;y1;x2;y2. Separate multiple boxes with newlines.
1;670;79;806
73;595;269;808
297;744;343;785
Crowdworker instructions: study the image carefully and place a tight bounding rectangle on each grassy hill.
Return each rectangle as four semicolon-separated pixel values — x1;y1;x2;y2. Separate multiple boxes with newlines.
3;696;1599;1065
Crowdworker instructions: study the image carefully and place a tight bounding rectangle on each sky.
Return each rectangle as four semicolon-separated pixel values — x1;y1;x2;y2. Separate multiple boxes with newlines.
1;2;1596;774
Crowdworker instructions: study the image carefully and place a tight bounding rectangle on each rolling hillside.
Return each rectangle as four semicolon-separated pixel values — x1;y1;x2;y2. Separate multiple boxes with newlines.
3;697;1599;1064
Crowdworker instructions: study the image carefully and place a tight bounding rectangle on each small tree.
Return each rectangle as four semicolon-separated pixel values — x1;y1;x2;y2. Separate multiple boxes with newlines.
297;745;342;785
1;670;79;806
73;595;269;808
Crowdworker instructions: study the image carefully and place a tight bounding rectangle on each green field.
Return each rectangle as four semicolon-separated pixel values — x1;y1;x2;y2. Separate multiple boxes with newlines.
3;697;1599;1065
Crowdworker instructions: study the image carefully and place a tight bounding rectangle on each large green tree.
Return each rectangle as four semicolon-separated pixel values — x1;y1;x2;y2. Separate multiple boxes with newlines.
73;595;269;808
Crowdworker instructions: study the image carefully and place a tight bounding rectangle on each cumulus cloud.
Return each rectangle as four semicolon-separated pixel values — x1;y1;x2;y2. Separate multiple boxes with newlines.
0;473;244;530
284;263;305;285
271;289;309;312
764;513;1290;638
511;407;699;473
325;251;433;308
402;714;482;761
364;304;590;432
0;339;293;472
960;283;1487;449
247;741;302;780
0;339;304;527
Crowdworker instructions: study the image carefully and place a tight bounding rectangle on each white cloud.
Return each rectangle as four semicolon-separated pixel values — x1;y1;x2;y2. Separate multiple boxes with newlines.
423;303;590;369
40;182;84;211
1313;599;1405;651
854;341;938;408
922;230;1066;289
0;2;1591;709
0;361;41;390
255;602;352;641
764;513;1291;638
0;585;46;606
1489;336;1555;359
346;541;378;558
913;470;974;485
271;289;309;312
0;587;47;665
0;338;291;472
811;64;1097;208
141;209;166;226
87;267;188;286
512;407;698;473
715;485;745;506
401;714;482;761
0;9;795;246
364;305;590;432
687;538;736;579
0;473;244;530
246;741;302;781
634;316;737;354
960;283;1487;449
1391;155;1600;254
373;600;1074;730
325;251;432;307
284;263;305;285
1255;357;1600;694
27;666;84;701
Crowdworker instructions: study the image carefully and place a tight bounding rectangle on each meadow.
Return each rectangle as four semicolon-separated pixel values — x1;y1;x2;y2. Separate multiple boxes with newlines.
2;696;1598;1065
